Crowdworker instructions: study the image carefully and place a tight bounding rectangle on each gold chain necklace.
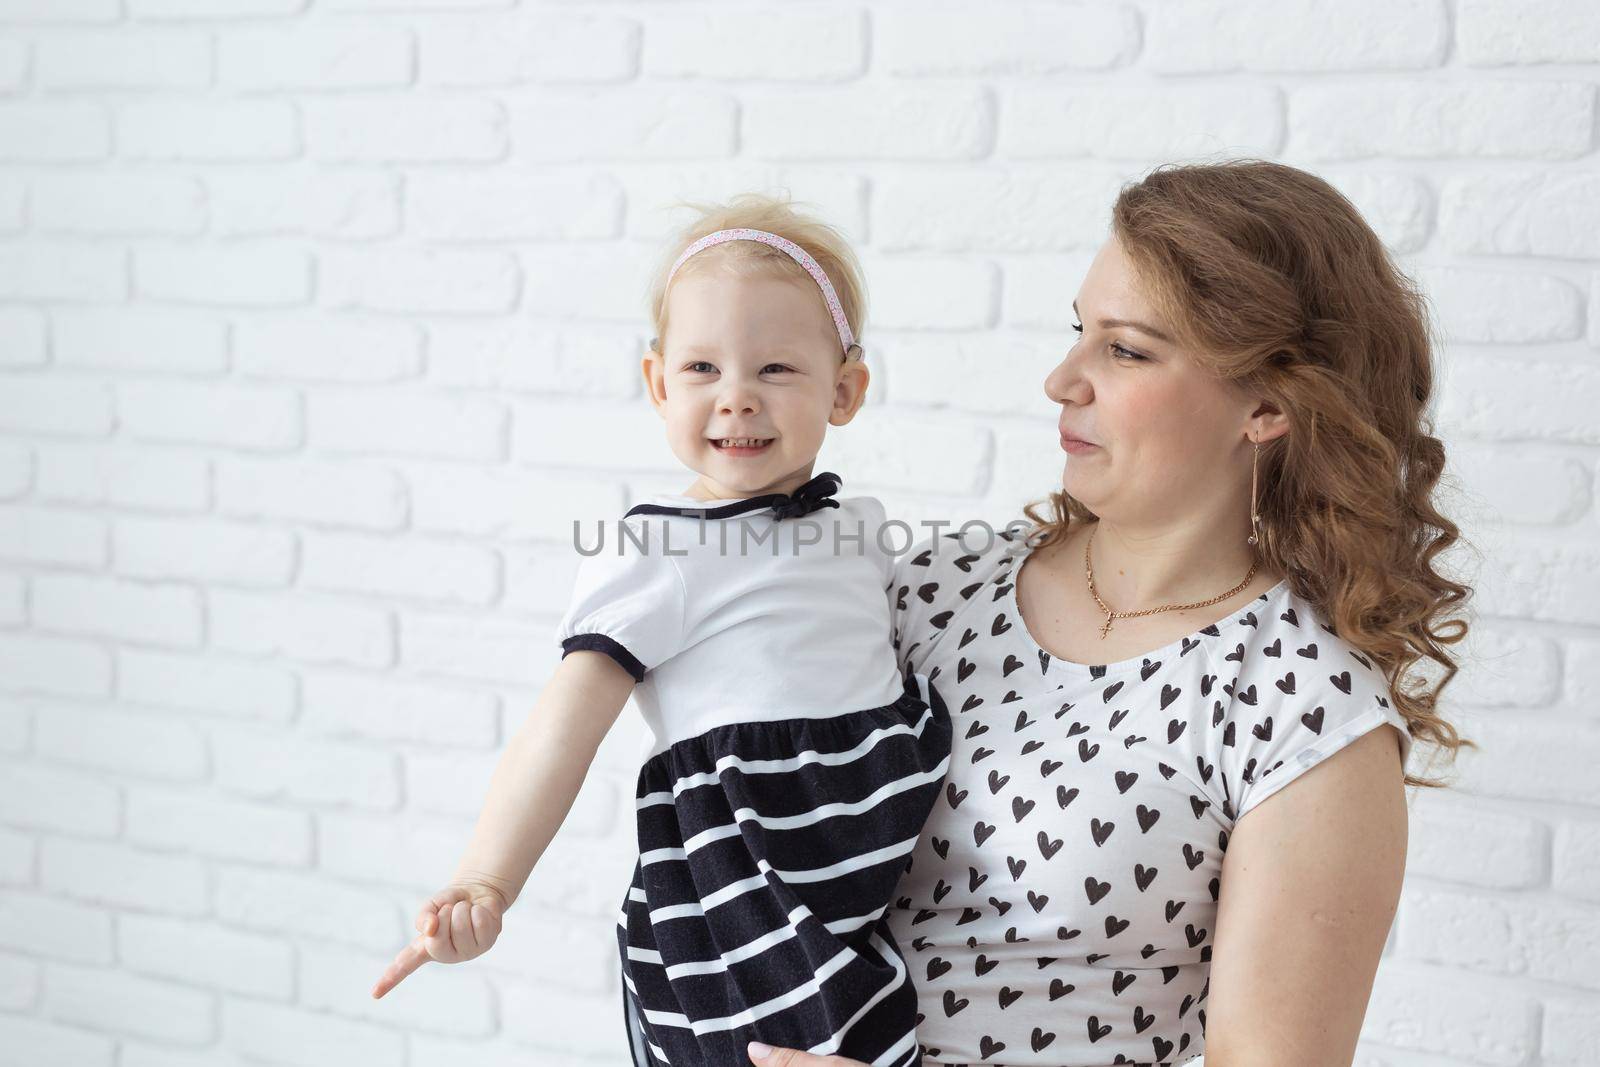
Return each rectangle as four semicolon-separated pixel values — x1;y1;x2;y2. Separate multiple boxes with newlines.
1084;524;1260;639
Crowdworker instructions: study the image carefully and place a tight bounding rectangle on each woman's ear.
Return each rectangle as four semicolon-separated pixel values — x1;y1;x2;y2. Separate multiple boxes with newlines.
829;357;870;426
1247;402;1291;445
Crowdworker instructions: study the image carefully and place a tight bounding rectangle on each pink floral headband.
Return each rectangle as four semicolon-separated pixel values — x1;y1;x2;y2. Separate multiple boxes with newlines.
654;227;862;361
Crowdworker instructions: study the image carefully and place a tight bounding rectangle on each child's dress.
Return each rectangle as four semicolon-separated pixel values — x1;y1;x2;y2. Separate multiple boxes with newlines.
555;471;952;1067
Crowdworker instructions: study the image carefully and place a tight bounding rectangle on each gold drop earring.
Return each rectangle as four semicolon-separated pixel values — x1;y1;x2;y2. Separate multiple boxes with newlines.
1247;435;1261;548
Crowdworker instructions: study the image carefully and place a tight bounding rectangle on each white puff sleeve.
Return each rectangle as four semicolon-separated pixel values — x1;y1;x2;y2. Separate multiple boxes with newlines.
854;495;897;588
1228;637;1413;823
555;522;688;683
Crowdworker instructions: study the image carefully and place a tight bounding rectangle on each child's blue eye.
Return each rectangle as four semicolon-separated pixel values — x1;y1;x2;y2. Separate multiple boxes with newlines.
1071;321;1084;334
684;361;795;373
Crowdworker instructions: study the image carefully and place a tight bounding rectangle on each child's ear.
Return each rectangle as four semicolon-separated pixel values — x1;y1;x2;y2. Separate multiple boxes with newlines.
829;357;870;426
642;347;668;415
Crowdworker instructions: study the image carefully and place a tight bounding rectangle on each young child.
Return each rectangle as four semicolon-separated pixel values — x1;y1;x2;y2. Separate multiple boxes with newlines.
370;194;951;1067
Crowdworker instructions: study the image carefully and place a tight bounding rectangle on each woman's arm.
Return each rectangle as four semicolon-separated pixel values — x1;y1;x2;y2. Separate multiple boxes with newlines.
1203;723;1409;1066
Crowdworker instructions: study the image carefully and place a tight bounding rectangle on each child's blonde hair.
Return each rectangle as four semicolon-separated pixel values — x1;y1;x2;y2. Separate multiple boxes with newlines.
647;192;867;360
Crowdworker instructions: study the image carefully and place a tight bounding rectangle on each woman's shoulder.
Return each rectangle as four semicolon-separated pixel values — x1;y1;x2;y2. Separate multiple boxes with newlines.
1211;579;1413;820
890;522;1028;603
1226;581;1392;703
888;520;1034;668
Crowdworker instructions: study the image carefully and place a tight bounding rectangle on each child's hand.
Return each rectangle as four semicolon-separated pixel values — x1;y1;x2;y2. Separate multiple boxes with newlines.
370;882;508;999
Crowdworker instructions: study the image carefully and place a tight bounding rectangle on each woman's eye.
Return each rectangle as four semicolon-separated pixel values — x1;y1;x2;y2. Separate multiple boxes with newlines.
1110;343;1146;362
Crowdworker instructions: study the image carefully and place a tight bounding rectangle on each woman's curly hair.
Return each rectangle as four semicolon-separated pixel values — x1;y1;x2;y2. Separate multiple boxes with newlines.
1024;159;1476;790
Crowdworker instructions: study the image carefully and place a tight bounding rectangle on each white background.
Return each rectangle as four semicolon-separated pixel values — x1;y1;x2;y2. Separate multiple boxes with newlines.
0;1;1597;1064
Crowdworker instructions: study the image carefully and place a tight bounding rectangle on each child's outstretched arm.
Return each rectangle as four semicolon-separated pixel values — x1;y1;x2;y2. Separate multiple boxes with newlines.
370;649;635;998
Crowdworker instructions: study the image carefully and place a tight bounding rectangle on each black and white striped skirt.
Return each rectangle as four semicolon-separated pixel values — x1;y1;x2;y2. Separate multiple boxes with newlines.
617;669;951;1066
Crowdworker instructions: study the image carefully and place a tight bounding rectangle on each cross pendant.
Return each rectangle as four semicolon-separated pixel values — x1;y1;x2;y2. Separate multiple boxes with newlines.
1100;614;1114;639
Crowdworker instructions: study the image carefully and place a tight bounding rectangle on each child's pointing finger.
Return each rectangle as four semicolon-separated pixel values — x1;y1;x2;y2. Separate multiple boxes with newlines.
369;938;430;999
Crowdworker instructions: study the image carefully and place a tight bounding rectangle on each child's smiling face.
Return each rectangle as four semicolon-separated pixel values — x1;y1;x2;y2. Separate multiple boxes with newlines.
643;268;868;502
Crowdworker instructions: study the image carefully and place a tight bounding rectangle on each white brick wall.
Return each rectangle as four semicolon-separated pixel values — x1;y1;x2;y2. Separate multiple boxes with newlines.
0;2;1595;1065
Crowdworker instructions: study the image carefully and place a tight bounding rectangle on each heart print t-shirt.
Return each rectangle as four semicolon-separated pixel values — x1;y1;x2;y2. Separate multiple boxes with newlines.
883;525;1413;1066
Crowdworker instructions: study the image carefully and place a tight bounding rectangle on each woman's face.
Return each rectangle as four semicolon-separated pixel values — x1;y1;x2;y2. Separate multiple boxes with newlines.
643;269;864;501
1045;235;1258;527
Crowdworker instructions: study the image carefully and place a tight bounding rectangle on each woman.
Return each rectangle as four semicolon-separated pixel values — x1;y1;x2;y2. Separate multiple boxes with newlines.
746;161;1474;1066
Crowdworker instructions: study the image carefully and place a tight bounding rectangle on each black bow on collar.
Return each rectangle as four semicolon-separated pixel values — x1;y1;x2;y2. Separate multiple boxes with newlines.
764;470;842;520
625;471;843;522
